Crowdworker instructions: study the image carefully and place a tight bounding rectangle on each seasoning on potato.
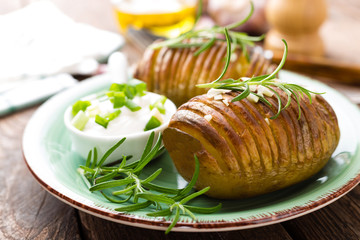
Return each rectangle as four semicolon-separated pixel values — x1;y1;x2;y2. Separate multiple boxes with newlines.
163;39;340;199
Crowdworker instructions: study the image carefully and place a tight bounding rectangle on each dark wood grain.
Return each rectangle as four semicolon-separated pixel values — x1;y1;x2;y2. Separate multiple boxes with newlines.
78;211;292;240
0;107;82;240
282;186;360;240
272;53;360;84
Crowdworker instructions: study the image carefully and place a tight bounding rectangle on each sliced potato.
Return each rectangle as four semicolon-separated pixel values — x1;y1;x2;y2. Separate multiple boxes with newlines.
134;42;273;106
163;90;340;199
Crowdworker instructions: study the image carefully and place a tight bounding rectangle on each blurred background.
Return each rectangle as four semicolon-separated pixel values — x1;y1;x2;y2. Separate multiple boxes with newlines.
1;0;360;115
2;0;358;61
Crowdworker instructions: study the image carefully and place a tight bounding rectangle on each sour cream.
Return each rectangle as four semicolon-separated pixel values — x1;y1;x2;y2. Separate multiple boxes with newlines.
64;87;177;164
81;92;174;136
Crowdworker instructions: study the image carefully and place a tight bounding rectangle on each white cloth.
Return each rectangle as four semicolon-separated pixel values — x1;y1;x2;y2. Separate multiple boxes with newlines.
0;0;124;83
0;1;125;115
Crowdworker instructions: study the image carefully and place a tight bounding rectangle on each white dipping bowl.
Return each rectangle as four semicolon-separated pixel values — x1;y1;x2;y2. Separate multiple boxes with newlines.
64;92;177;165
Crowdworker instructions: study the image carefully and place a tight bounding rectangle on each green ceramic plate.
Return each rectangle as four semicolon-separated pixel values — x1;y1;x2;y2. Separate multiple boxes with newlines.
23;71;360;232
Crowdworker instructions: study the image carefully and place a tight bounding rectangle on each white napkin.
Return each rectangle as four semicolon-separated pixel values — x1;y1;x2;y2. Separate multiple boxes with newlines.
0;0;124;83
0;74;77;116
0;1;125;115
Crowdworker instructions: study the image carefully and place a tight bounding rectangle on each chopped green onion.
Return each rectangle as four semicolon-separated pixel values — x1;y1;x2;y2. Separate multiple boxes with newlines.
107;109;121;121
72;110;89;130
106;91;114;99
108;80;147;105
72;80;150;129
124;86;135;99
144;116;161;131
150;96;167;114
87;105;100;118
125;99;141;112
72;100;91;116
128;79;147;96
150;102;165;114
95;115;109;128
159;95;167;104
109;83;126;92
95;110;121;128
113;92;126;108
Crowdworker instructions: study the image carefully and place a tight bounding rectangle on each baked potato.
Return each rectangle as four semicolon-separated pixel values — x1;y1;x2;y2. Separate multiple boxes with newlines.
163;88;340;199
134;42;274;106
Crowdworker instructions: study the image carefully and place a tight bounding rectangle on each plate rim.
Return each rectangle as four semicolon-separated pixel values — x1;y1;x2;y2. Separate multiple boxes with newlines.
22;72;360;232
23;152;360;232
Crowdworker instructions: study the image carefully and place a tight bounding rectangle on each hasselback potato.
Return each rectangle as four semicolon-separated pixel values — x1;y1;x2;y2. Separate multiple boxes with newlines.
134;42;273;106
163;88;340;199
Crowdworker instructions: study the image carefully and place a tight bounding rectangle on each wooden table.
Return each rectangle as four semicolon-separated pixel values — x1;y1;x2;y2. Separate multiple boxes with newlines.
2;0;360;239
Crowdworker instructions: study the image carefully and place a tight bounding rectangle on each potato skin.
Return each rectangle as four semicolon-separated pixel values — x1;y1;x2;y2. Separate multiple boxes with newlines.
163;90;340;199
134;42;273;106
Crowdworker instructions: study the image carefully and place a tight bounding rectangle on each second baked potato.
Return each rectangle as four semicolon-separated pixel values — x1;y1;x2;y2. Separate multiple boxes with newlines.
134;42;273;106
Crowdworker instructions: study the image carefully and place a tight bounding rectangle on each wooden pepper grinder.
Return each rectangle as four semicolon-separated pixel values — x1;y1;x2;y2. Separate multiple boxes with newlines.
264;0;327;57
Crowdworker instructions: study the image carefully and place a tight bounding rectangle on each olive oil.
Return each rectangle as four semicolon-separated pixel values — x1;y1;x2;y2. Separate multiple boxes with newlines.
112;0;196;38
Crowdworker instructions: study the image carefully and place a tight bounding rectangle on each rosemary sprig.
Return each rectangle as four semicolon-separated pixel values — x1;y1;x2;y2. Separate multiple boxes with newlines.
78;132;221;234
197;29;324;119
149;0;322;119
150;1;264;59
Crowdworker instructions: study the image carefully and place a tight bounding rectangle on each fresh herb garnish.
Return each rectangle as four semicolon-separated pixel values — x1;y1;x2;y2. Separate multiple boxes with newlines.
71;111;89;130
151;1;263;60
113;92;126;108
109;79;147;100
72;80;149;129
94;110;122;129
148;0;322;120
149;95;167;114
144;116;161;131
197;29;323;120
72;100;91;116
78;132;221;233
125;99;141;112
95;115;110;128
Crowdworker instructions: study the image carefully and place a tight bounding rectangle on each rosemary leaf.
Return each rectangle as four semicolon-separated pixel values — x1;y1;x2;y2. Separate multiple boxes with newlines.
225;1;254;29
95;171;118;184
90;147;98;169
112;185;137;195
165;207;181;234
194;37;216;56
115;201;152;212
184;203;223;214
147;208;172;217
85;149;92;167
231;83;250;102
140;131;155;161
141;168;163;184
133;133;162;173
214;28;231;83
142;182;181;195
101;191;132;204
89;178;134;192
179;186;211;205
97;137;126;168
137;193;175;205
174;155;200;200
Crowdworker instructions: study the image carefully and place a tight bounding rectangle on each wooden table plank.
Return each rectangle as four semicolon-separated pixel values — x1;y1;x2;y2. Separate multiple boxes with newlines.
321;0;360;65
282;186;360;240
0;107;82;240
